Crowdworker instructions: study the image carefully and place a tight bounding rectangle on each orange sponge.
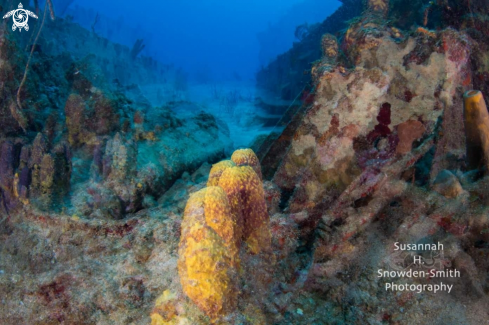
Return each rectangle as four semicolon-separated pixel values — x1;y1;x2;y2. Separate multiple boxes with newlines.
207;160;236;186
463;90;489;171
177;187;239;321
231;149;262;180
218;166;271;254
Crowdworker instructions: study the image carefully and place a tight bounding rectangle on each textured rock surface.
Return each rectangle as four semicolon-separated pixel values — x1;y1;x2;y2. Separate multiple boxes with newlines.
432;169;465;198
273;27;471;221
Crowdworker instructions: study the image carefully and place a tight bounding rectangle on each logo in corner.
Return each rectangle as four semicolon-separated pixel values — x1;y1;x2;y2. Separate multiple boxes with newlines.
3;3;38;32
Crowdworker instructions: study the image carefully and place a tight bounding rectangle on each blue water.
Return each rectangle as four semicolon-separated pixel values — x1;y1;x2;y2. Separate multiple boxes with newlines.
57;0;340;81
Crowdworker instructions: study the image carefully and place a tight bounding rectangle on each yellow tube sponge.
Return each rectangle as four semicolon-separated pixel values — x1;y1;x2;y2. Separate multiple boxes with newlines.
178;187;239;321
463;90;489;171
231;149;262;180
207;160;236;186
218;166;271;254
203;186;240;261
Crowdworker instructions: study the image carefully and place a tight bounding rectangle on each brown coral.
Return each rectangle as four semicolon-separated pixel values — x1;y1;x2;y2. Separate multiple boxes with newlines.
342;18;382;65
64;94;87;147
321;34;339;61
92;94;120;135
368;0;389;15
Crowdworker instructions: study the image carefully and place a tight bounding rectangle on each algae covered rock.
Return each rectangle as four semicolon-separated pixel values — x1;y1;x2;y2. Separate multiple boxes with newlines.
104;132;138;182
272;26;472;217
367;0;389;15
65;93;89;147
320;33;339;62
432;169;465;198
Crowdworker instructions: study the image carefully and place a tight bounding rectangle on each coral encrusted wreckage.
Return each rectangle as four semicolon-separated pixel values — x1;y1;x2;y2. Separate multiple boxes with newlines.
1;0;489;324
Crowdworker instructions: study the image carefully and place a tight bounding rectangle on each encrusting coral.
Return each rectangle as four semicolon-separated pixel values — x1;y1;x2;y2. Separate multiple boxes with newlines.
320;34;339;61
65;94;91;147
367;0;389;15
340;0;391;65
463;90;489;172
177;186;239;321
396;120;426;154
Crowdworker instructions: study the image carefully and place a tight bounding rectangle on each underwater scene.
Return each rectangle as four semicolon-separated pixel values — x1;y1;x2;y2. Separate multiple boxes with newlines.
1;0;489;324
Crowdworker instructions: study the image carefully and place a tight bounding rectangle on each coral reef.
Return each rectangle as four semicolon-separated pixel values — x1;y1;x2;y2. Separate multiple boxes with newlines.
320;33;338;62
255;0;364;101
0;1;231;216
0;133;72;211
256;3;489;323
367;0;389;16
64;93;91;147
272;26;471;224
3;0;489;324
